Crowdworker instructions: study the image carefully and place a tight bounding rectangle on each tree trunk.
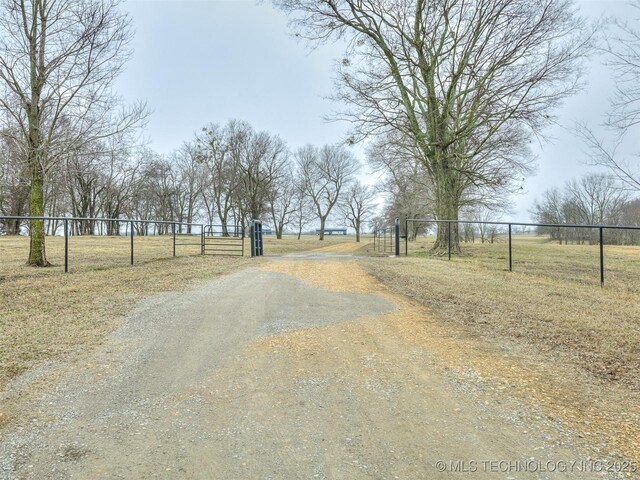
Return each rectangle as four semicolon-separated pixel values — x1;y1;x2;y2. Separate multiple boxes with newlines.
319;216;326;241
355;219;361;242
28;157;49;266
7;219;21;235
26;10;49;266
431;167;461;254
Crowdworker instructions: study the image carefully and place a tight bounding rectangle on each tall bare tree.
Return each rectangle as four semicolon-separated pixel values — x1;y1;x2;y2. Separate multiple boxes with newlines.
235;127;289;225
296;143;359;240
196;122;240;235
267;165;297;239
290;170;315;240
0;0;146;265
274;0;592;251
99;138;141;235
339;181;376;242
173;143;204;233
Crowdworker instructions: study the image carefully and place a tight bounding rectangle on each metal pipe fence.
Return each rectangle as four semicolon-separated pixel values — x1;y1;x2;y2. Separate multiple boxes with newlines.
0;215;247;273
374;218;640;288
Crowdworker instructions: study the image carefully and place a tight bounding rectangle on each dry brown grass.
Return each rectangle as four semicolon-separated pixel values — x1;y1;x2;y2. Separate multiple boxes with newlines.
261;234;362;255
361;234;640;292
0;233;361;275
360;256;640;389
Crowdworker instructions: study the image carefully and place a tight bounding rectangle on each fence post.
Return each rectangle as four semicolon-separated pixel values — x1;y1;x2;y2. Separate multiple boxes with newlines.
384;228;387;253
250;221;255;257
130;221;134;265
201;224;205;255
508;223;513;272
395;218;400;257
64;218;69;273
599;227;604;288
173;223;176;257
405;218;409;257
242;227;245;257
448;221;452;260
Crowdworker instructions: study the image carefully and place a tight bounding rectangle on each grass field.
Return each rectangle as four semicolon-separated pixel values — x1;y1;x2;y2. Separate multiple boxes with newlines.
359;234;640;388
0;233;359;400
363;233;640;292
0;232;361;276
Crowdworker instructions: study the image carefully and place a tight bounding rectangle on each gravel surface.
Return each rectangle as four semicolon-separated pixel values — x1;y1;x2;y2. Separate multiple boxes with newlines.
0;254;632;479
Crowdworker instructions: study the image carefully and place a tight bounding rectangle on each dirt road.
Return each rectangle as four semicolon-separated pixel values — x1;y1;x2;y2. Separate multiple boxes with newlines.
0;253;630;479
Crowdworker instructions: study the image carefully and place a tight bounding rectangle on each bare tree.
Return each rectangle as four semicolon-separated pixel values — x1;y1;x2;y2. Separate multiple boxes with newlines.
466;207;503;244
295;144;359;240
235;127;289;225
195;120;290;233
0;0;147;265
618;198;640;244
367;131;434;237
99;139;141;235
65;143;106;234
127;149;175;234
173;143;204;233
532;173;630;244
274;0;592;251
290;171;315;240
565;174;629;225
196;122;241;235
339;181;376;242
531;187;569;244
267;165;297;239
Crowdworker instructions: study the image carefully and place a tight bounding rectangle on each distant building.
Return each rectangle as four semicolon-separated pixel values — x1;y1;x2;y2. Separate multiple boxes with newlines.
315;228;347;235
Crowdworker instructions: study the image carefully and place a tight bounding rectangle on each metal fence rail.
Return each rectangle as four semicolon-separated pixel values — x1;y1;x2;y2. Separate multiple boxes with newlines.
0;215;249;273
374;217;640;288
203;224;245;256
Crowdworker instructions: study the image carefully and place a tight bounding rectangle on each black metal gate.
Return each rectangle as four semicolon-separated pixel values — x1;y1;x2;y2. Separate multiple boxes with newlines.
250;220;264;257
373;218;400;256
203;225;244;256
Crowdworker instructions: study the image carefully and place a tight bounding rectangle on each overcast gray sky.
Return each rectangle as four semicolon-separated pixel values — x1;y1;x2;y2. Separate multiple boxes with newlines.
115;0;634;221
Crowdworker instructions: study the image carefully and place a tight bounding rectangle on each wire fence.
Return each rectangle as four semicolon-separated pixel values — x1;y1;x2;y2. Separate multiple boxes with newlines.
374;218;640;288
0;215;252;274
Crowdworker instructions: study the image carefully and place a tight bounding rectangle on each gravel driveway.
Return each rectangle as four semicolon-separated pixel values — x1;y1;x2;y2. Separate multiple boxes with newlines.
0;253;627;479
